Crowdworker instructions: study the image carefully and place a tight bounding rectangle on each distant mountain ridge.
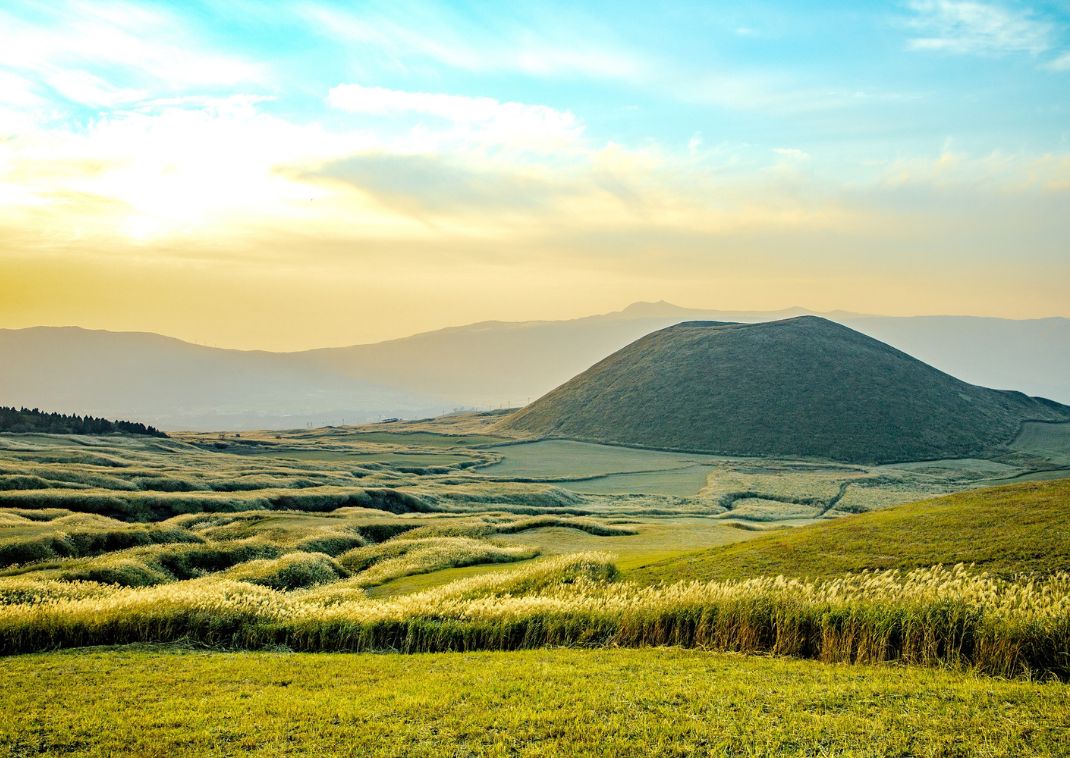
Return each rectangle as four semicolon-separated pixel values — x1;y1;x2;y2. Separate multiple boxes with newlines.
2;303;1068;430
297;303;1070;407
0;326;452;431
498;317;1070;464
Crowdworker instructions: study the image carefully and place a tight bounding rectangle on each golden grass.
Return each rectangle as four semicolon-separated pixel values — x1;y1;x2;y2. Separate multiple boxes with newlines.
0;555;1066;678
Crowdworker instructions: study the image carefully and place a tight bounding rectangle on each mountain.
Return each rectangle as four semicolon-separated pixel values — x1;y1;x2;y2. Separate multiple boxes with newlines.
3;304;1068;430
297;303;1070;407
0;327;451;431
497;317;1070;464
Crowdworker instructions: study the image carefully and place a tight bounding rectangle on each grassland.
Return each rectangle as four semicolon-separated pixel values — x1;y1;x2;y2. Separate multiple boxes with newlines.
3;552;1067;678
1012;420;1070;467
4;646;1068;756
1;419;1069;753
628;479;1070;584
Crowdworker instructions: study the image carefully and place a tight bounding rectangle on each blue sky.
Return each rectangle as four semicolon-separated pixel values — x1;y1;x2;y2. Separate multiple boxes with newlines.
0;1;1068;348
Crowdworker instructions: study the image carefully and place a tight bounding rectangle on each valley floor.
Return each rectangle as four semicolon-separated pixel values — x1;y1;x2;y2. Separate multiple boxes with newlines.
3;646;1068;757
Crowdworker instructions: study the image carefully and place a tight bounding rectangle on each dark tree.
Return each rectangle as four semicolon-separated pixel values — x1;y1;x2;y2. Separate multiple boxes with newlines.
0;407;166;437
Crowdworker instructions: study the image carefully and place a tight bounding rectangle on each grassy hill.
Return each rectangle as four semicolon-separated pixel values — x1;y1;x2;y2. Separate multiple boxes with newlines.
628;478;1070;583
499;316;1070;464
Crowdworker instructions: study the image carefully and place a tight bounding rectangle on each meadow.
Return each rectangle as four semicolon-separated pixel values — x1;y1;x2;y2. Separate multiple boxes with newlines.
3;646;1068;756
3;553;1068;679
630;479;1070;583
1;418;1069;753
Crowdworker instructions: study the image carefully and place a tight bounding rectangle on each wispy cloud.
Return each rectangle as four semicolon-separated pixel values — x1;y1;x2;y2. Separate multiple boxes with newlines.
300;2;648;81
327;84;583;152
906;0;1055;56
1044;50;1070;70
0;0;265;108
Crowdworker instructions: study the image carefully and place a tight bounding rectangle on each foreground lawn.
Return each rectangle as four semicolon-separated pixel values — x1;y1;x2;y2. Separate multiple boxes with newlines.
1;646;1067;756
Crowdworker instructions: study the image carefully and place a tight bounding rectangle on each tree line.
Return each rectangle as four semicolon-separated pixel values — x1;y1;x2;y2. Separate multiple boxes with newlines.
0;406;166;437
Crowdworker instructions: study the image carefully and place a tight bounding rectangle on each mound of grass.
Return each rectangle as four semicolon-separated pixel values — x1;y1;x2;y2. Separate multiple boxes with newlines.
493;515;638;536
145;541;284;580
226;553;348;590
0;490;257;522
430;552;619;599
0;526;200;567
0;475;56;491
41;540;286;587
630;479;1070;583
0;513;202;568
423;481;585;509
395;514;637;540
61;557;172;587
337;536;539;586
499;317;1070;464
293;532;368;556
717;498;821;522
0;486;438;522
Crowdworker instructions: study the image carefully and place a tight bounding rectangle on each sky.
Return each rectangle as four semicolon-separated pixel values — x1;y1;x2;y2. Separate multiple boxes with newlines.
1;0;1068;350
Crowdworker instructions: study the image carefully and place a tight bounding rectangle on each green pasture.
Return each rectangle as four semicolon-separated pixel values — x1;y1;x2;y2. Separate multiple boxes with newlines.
2;646;1066;756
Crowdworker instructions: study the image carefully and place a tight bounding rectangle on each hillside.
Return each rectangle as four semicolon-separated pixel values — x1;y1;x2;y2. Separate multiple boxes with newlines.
300;303;1070;406
499;317;1070;463
629;479;1070;582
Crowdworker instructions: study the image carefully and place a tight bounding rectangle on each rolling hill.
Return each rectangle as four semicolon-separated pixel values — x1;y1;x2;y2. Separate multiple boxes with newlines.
628;478;1070;582
498;317;1070;464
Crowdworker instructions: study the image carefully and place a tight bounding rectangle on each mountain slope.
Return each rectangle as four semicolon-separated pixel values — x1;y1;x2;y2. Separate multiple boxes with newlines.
4;305;1068;431
0;327;451;431
498;317;1070;463
299;303;1070;406
628;479;1070;582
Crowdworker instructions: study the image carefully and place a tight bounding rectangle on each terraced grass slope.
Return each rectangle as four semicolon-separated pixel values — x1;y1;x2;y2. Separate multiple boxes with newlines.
500;316;1070;464
629;478;1070;583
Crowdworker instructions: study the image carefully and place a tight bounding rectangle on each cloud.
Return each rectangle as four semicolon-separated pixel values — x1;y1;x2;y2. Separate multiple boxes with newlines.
0;71;44;108
0;0;265;108
773;148;811;161
1044;51;1070;70
304;154;571;217
300;2;648;81
906;1;1055;56
327;84;584;152
876;146;1070;192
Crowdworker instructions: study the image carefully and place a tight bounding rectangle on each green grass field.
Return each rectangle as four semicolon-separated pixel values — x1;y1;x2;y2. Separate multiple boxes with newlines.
1011;420;1070;467
629;479;1070;583
479;440;721;496
2;646;1067;756
1;423;1069;754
